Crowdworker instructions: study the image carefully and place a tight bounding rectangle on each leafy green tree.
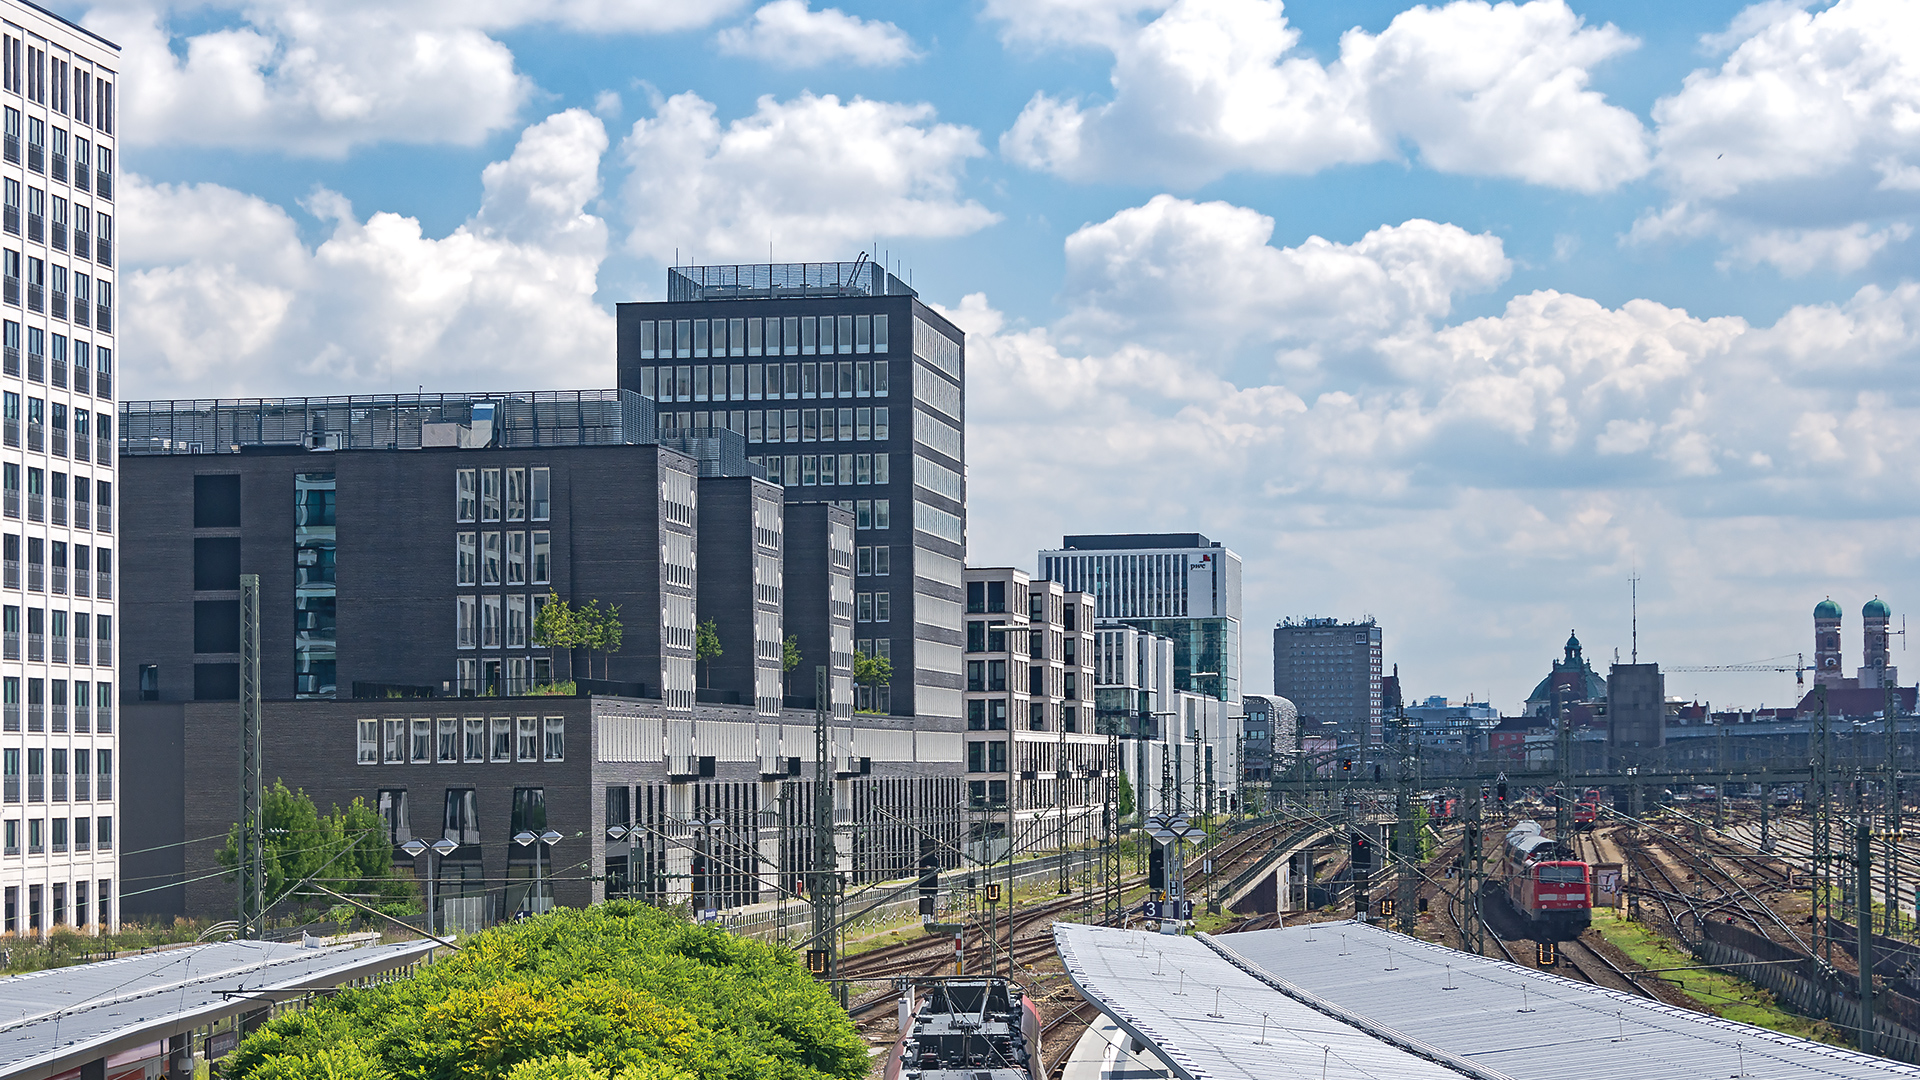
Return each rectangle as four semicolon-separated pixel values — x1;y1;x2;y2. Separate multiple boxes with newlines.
227;903;868;1080
1117;771;1135;821
781;635;801;697
218;780;415;916
695;618;723;688
532;594;577;683
852;651;892;713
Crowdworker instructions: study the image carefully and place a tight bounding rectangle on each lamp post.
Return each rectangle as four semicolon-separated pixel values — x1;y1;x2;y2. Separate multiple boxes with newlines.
400;836;459;935
1146;812;1202;935
606;824;631;900
514;829;563;913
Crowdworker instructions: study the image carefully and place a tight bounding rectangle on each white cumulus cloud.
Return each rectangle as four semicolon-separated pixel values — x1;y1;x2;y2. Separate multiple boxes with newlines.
716;1;920;68
999;0;1649;192
123;109;614;397
86;0;744;155
620;91;998;263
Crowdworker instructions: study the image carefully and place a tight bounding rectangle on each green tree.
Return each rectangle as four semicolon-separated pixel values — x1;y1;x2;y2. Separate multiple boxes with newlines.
532;594;577;683
852;651;892;713
781;635;801;697
1117;771;1135;821
226;903;868;1080
695;618;723;688
218;780;415;916
592;603;624;681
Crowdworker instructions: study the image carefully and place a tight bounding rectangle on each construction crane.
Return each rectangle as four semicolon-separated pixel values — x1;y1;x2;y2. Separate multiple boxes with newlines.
1667;653;1811;686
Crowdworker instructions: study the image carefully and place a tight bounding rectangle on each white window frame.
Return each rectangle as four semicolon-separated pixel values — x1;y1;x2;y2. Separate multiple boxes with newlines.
410;719;432;763
531;467;552;521
517;716;539;762
456;469;476;522
457;596;477;649
481;468;502;522
507;531;526;585
463;717;486;762
384;719;405;764
543;716;565;761
490;716;512;762
357;720;379;765
506;468;527;521
531;531;551;585
437;718;459;763
456;532;477;586
482;532;502;585
507;595;528;649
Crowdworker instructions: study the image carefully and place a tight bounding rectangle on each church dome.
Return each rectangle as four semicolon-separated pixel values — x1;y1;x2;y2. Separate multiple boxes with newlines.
1864;598;1892;619
1815;598;1843;619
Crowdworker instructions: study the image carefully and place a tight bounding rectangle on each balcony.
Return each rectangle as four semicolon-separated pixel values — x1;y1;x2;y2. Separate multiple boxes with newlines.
27;631;42;662
50;496;64;527
28;143;42;173
96;570;111;597
73;166;86;193
51;635;65;664
2;631;14;660
74;434;88;462
98;238;112;267
72;229;88;260
49;222;64;252
26;283;41;312
51;703;63;733
2;774;13;801
3;136;16;164
51;773;65;800
26;212;40;243
73;699;87;733
96;170;111;199
74;635;87;665
26;348;39;382
3;559;15;589
50;563;64;594
27;422;40;451
97;638;111;665
3;346;14;376
27;491;42;523
49;289;63;320
96;771;112;799
72;561;86;595
50;153;64;183
73;501;88;530
2;206;15;235
27;562;41;591
26;774;40;801
97;505;111;532
96;702;111;732
96;371;110;399
51;426;65;458
3;418;15;447
73;771;87;800
3;489;16;518
3;275;15;306
95;303;108;331
1;702;12;731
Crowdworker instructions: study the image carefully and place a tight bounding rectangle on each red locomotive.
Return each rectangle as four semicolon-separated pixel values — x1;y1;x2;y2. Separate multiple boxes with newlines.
1499;820;1591;941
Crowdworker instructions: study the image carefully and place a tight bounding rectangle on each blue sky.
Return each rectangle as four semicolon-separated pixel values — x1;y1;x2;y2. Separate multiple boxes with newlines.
76;0;1920;711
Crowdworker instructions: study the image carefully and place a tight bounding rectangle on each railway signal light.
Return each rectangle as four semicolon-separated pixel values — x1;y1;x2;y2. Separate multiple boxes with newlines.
1535;942;1557;966
1342;758;1353;772
806;949;831;975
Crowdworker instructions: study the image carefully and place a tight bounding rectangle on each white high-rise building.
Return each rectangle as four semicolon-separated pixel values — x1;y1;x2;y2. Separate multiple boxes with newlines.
0;5;117;936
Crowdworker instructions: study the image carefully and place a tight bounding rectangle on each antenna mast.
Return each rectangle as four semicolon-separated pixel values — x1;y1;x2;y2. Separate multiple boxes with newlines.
1630;568;1640;664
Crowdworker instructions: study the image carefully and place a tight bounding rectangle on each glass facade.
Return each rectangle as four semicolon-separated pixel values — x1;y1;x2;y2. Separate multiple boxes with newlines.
294;472;336;698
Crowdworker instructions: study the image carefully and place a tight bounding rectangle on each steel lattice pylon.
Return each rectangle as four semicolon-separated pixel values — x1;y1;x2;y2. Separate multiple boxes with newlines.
237;574;264;939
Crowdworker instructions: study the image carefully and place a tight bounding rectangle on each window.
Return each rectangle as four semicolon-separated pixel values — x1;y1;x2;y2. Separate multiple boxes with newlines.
531;532;551;584
491;717;512;761
507;595;528;649
517;716;539;761
507;532;526;584
874;500;891;529
967;622;985;652
988;741;1008;772
874;547;890;576
377;789;410;846
438;718;459;762
857;592;873;622
1064;672;1078;700
530;468;551;520
875;592;890;622
856;546;872;576
544;716;565;761
456;470;476;522
384;719;406;763
464;717;486;761
481;469;501;521
411;719;432;762
1030;702;1047;730
456;533;477;585
506;468;527;520
357;720;378;764
96;817;111;851
987;660;1007;691
482;533;502;585
966;661;984;691
482;596;502;648
457;596;477;648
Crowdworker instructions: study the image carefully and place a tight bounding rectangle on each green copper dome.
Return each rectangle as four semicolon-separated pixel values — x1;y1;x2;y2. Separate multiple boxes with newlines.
1815;598;1843;619
1865;597;1892;619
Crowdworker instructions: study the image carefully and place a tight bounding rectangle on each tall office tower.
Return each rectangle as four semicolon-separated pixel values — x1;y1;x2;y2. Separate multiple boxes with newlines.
1038;533;1241;704
1271;618;1383;746
0;9;118;939
618;262;966;731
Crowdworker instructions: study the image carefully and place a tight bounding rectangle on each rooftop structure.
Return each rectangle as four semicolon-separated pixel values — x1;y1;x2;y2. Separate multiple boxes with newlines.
666;260;914;302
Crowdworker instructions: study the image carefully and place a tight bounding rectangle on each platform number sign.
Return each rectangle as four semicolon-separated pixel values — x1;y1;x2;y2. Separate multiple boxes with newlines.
1378;897;1394;919
806;949;831;975
1535;942;1557;966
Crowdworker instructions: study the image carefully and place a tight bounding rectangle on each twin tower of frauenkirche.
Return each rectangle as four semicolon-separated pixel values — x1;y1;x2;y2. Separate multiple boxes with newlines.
1813;596;1895;690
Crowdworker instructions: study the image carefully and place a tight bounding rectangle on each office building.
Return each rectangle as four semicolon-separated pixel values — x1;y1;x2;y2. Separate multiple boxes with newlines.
0;5;118;938
1272;617;1383;746
1238;694;1295;789
961;567;1100;861
617;261;966;734
116;390;967;922
1038;533;1241;704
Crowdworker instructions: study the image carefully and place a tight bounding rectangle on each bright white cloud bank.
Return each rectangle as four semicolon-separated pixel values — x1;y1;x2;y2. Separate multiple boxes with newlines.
620;92;997;262
1000;0;1650;191
956;194;1920;703
716;1;920;68
123;109;615;396
87;0;744;154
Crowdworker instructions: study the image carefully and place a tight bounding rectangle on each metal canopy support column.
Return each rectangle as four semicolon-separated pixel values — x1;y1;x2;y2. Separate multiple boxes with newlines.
237;573;264;939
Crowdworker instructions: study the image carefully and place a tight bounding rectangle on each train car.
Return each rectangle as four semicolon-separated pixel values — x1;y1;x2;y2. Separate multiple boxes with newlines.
1571;799;1598;830
1498;820;1592;941
885;978;1043;1080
